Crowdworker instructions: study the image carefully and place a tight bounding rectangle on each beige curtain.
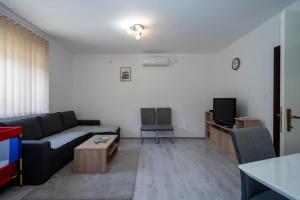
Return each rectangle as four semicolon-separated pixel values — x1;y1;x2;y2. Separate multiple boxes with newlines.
0;16;49;118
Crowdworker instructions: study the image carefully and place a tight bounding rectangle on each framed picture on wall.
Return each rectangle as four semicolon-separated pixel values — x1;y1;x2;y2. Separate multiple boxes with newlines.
120;67;131;81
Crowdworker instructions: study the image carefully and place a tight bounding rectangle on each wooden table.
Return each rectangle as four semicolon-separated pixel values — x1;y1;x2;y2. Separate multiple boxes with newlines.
74;135;118;173
239;153;300;200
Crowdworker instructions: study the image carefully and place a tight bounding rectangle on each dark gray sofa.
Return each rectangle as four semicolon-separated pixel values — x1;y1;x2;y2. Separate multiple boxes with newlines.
0;111;120;185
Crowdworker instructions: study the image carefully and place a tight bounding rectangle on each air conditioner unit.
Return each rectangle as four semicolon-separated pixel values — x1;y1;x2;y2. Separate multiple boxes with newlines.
143;57;169;66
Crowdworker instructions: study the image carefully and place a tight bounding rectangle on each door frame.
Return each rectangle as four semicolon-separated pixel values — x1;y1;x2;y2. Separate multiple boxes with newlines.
273;45;281;156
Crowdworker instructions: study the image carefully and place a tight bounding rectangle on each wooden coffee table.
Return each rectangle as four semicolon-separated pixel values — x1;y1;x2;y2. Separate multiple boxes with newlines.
74;135;118;173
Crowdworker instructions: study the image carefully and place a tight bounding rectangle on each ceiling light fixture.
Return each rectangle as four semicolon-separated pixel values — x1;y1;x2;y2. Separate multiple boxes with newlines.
128;24;144;40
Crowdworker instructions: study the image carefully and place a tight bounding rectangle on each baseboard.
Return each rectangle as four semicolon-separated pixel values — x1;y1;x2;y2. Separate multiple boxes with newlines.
120;137;206;139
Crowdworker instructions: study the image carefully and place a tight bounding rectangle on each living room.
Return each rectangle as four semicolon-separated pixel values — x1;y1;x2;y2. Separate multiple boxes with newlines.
0;0;300;200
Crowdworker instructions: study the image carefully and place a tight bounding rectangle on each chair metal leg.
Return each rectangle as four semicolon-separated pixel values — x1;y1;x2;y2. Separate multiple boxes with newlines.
141;131;143;144
170;131;174;144
155;131;159;144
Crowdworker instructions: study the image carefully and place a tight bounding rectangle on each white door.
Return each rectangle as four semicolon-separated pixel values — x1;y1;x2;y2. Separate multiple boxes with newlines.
280;9;300;155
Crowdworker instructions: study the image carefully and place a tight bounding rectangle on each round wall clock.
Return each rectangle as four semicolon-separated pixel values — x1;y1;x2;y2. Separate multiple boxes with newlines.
232;58;240;70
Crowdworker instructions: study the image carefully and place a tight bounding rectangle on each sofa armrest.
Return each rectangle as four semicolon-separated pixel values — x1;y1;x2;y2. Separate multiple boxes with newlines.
77;120;101;126
22;140;51;185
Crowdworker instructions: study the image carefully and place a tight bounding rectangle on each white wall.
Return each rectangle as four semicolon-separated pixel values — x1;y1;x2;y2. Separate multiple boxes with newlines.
1;1;287;140
71;13;282;138
72;54;215;138
2;1;284;139
286;0;300;11
213;14;281;135
49;42;73;112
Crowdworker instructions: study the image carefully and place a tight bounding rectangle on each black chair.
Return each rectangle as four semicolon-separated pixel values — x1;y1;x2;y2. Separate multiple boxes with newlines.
231;128;288;200
140;108;157;144
156;108;174;143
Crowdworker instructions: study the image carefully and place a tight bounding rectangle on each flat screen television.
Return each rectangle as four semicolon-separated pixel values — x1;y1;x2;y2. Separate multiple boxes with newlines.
213;98;236;126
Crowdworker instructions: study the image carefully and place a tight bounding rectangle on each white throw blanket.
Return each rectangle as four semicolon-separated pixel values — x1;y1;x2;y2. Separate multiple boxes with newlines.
41;125;118;149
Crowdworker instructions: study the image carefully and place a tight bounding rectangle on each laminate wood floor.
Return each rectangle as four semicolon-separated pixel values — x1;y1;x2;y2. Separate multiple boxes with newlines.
0;139;240;200
133;138;240;200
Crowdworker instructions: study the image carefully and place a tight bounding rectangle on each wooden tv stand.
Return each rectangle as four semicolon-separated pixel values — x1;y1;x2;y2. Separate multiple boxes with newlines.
205;112;262;161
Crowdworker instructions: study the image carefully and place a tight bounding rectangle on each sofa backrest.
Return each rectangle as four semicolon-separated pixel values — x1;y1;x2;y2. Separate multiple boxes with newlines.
38;113;64;137
1;116;43;140
0;111;78;139
59;111;78;130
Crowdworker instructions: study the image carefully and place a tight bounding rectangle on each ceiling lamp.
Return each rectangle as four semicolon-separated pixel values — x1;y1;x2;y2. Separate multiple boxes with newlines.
128;24;144;40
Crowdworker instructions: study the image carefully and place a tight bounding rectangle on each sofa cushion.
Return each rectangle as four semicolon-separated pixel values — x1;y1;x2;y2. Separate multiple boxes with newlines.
41;130;89;149
38;113;64;137
59;111;78;130
65;125;119;134
2;117;43;140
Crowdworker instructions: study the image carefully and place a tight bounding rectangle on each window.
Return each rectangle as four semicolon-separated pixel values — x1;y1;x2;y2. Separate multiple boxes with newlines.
0;16;49;118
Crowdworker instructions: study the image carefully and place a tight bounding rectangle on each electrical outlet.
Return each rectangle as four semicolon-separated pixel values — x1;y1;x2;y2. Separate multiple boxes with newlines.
185;124;190;128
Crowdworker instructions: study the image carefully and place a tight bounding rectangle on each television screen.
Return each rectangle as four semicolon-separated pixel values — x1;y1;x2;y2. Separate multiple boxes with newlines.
213;98;236;126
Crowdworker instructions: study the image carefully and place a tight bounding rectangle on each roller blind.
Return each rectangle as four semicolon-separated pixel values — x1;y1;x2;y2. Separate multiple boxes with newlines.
0;16;49;118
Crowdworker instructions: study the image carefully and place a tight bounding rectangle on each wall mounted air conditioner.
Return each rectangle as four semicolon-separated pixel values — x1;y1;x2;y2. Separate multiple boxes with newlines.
143;57;169;66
